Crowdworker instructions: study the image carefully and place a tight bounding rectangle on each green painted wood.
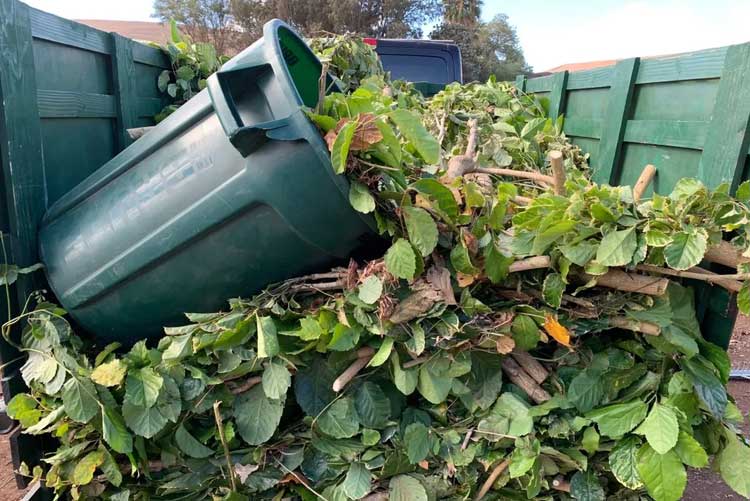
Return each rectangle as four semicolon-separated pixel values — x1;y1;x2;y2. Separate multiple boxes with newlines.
136;97;164;118
631;80;719;121
29;6;111;54
563;118;602;139
547;71;568;121
623;120;707;150
635;46;728;84
593;57;639;184
37;90;116;118
112;33;139;151
697;43;750;191
32;39;112;94
514;74;526;92
566;66;613;90
0;0;48;479
525;74;554;93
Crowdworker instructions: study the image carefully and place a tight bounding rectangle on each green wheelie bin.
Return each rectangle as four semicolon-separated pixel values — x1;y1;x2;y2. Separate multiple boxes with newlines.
38;19;376;343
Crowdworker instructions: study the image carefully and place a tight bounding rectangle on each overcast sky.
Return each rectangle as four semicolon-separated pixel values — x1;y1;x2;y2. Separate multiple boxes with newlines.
22;0;750;71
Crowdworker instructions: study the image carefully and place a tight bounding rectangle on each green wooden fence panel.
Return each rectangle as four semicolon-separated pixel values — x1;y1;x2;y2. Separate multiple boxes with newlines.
112;34;139;150
517;42;750;350
547;70;568;121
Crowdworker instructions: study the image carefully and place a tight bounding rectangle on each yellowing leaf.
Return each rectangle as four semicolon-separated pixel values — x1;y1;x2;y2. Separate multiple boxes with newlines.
91;359;127;387
543;314;571;347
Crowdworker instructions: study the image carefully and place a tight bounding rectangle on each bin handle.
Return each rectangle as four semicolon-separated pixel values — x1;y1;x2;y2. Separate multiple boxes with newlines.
206;72;302;157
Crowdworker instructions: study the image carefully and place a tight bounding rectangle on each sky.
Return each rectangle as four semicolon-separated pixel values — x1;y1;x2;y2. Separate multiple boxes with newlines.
23;0;750;71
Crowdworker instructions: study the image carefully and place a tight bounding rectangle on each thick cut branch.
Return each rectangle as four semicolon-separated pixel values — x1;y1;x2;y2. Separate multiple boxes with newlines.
552;476;571;492
511;351;548;384
635;264;745;292
633;164;656;202
127;126;153;140
701;240;749;269
474;167;554;186
501;357;551;403
582;269;669;296
548;150;566;195
509;256;551;272
608;317;661;336
442;119;479;181
229;376;262;395
475;459;510;501
332;347;375;392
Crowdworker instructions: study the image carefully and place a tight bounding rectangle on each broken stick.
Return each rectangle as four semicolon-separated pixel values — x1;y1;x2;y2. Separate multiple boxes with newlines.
501;357;551;403
633;164;656;202
548;150;566;195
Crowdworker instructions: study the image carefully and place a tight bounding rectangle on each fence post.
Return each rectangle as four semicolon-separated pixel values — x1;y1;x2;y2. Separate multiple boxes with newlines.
547;71;568;121
593;57;639;185
698;42;750;191
112;33;138;151
514;74;526;92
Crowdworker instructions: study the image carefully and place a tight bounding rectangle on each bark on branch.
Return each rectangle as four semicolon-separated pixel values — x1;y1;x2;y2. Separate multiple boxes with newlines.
475;459;510;501
501;357;551;403
332;347;376;392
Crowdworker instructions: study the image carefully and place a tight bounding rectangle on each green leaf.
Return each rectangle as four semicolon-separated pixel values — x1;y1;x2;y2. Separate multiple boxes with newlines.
680;357;727;418
175;65;195;81
349;181;376;214
586;399;647;438
262;360;291;400
663;229;707;270
7;394;41;427
737;180;750;201
90;359;127;387
581;426;600;455
124;367;163;408
235;385;284;445
342;462;371;499
294;361;336;416
542;273;565;308
403;206;438;257
570;469;605;501
411;179;458;219
122;401;167;439
102;408;133;454
331;121;357;174
635;403;678;454
99;447;122;487
385;239;417;280
484;243;513;283
636;445;686;501
477;393;533;440
389;475;428;501
717;430;750;497
162;333;192;360
25;406;65;435
175;424;214;458
354;381;390;428
72;450;105;485
391;352;418;395
568;370;604;413
318;397;360;438
256;315;280;358
358;275;383;305
157;70;170;92
62;378;99;423
368;337;394;367
739;282;750;314
418;359;453;404
596;227;637;266
404;422;430;463
609;436;642;489
559;240;598;266
511;315;540;351
389;109;439;164
674;430;708;467
450;241;478;275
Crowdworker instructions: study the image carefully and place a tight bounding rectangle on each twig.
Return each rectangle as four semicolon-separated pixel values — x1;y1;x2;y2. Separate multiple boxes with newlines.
512;195;533;205
332;347;375;392
501;357;551;403
475;459;510;500
635;264;746;292
229;376;262;395
289;280;346;292
403;356;429;369
213;401;238;492
465;118;479;158
633;164;656;202
474;167;554;186
461;428;474;450
608;317;661;336
548;150;566;195
509;256;551;273
552;476;571;492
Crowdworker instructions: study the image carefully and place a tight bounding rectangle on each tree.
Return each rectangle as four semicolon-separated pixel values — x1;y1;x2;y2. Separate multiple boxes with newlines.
153;0;242;55
443;0;481;26
431;12;530;82
231;0;441;39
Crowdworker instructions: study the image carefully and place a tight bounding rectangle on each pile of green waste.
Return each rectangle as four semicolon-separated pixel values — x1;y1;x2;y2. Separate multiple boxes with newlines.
6;36;750;501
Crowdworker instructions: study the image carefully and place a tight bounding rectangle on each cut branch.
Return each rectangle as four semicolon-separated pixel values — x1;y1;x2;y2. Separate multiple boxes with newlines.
608;317;661;336
332;347;375;392
552;476;571;493
475;167;554;186
635;264;746;292
509;256;551;272
229;376;262;395
548;150;566;195
702;240;749;269
581;269;669;296
475;459;510;501
633;164;656;202
501;357;551;403
511;351;548;384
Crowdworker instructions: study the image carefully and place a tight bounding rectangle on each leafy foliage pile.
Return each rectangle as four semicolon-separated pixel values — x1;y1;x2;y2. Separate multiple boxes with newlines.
7;38;750;501
153;21;229;123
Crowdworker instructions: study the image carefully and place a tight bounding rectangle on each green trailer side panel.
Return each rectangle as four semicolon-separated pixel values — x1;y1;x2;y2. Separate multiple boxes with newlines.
698;43;750;190
593;58;639;184
112;34;139;150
